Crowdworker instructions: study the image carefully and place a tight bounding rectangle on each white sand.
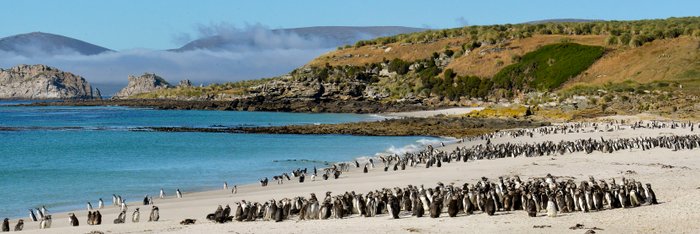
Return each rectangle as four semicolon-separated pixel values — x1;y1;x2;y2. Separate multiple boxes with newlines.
383;107;484;118
15;122;700;234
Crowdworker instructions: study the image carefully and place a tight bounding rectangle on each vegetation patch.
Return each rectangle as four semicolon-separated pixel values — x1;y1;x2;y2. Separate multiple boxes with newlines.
492;43;605;93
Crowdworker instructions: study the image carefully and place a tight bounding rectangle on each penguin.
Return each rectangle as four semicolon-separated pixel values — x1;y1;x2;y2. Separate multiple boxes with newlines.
143;195;150;205
69;213;79;226
414;199;425;217
429;195;442;218
28;209;37;222
388;195;400;219
462;192;474;215
546;194;557;217
1;218;8;232
149;206;160;222
39;215;51;229
98;198;104;209
94;211;102;225
484;196;496;216
447;194;459;217
87;211;94;225
35;208;44;220
363;165;368;173
87;202;93;211
132;208;140;223
526;196;537;217
112;194;118;206
644;183;658;205
13;219;22;231
176;189;183;198
114;211;126;224
275;201;284;222
224;182;228;190
160;188;165;198
41;206;48;217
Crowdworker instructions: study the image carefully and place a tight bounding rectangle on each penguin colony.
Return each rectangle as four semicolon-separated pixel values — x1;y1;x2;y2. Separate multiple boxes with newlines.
204;174;658;223
1;120;690;230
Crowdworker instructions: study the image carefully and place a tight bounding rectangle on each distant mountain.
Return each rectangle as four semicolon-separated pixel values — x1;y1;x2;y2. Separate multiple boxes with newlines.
0;32;113;56
172;26;426;52
524;19;603;24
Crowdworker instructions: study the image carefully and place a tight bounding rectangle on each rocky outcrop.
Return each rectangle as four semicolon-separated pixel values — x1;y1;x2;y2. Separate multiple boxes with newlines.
113;73;171;98
177;79;192;88
0;64;95;99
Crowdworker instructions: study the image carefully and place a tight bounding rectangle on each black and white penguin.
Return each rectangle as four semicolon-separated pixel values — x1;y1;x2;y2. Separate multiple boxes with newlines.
363;165;368;173
39;215;51;229
87;202;93;211
149;206;160;222
98;198;104;209
1;218;9;232
13;219;23;231
176;189;183;198
160;188;165;199
69;213;79;226
28;209;37;222
388;195;400;219
143;195;150;205
644;183;658;205
132;208;140;223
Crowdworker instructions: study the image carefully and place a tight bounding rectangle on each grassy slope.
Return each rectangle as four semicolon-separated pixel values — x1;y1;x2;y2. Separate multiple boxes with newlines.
492;43;605;91
564;37;700;94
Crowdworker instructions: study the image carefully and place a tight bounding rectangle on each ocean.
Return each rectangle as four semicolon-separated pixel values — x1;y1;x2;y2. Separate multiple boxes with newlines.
0;103;439;218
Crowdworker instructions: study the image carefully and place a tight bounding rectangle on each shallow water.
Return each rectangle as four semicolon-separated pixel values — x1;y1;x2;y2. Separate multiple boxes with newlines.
0;104;436;218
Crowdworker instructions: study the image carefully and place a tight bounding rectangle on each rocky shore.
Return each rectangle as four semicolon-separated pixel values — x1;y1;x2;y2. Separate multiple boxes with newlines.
140;117;548;137
22;97;439;113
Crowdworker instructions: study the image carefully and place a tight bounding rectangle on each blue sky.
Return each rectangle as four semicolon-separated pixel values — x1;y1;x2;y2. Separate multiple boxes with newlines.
2;0;697;50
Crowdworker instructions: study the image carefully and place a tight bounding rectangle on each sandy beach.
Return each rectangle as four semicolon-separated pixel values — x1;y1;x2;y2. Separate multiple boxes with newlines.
13;116;700;234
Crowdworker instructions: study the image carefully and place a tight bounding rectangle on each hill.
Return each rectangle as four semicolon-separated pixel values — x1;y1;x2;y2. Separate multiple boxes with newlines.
108;17;700;117
0;32;113;56
172;26;426;52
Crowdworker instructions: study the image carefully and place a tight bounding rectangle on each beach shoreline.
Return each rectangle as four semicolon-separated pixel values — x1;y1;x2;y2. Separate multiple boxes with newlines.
11;116;700;233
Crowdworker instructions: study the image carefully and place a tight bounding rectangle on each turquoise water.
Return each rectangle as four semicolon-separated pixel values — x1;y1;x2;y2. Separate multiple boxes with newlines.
0;104;437;218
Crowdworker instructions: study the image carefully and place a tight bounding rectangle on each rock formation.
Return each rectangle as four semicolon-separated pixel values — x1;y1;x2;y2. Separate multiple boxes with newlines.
178;79;192;88
0;64;95;99
113;73;171;98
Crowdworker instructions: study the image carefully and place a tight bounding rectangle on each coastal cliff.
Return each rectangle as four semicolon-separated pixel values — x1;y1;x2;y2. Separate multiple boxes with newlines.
113;73;171;98
0;64;96;99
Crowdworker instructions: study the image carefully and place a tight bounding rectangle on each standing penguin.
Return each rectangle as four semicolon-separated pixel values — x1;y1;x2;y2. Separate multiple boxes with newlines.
526;195;537;217
176;189;183;198
94;211;102;225
388;195;400;219
69;213;79;226
13;219;23;231
149;206;160;222
429;195;443;218
87;202;93;211
484;196;496;216
546;194;557;217
363;165;368;173
98;198;104;209
645;184;658;205
39;215;51;229
447;194;459;217
160;188;165;199
87;211;94;225
132;208;140;223
1;218;9;232
28;209;38;222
